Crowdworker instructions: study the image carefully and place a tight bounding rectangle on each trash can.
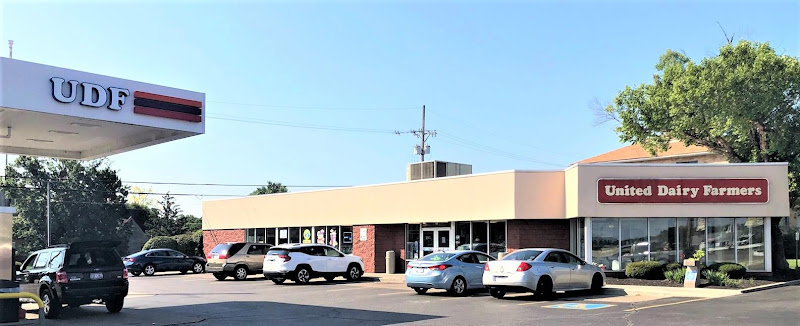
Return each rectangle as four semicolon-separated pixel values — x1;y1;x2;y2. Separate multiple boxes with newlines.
0;280;20;323
385;250;395;274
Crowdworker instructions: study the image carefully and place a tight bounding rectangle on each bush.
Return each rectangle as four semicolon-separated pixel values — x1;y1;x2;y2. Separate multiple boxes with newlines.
705;262;747;279
142;236;178;251
703;270;741;287
192;230;204;256
664;263;683;271
717;264;747;279
175;234;195;255
664;267;687;283
625;261;664;280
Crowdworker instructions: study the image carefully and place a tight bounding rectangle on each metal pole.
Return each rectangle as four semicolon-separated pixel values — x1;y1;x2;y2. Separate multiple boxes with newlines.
420;105;426;162
46;180;50;247
795;231;798;269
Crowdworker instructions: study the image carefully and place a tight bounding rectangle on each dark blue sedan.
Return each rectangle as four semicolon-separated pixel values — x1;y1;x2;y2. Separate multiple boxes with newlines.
124;249;207;276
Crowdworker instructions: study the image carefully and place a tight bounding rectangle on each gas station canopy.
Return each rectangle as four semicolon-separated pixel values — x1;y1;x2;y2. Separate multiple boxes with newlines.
0;58;205;159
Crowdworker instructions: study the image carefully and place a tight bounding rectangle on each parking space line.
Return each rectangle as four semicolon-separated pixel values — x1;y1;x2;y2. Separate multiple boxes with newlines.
326;287;362;292
624;297;714;312
516;301;545;306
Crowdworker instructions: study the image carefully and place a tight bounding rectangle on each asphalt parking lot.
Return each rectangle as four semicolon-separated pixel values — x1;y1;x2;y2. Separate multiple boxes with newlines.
21;272;800;325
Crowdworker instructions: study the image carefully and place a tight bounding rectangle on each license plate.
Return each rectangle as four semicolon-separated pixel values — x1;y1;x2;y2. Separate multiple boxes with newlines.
414;267;425;274
212;254;219;259
90;272;103;280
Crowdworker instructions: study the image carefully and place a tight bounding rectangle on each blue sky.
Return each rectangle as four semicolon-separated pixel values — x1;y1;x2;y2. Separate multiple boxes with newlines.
2;0;798;217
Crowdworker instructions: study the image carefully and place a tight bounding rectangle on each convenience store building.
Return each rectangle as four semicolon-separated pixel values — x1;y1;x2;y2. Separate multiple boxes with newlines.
202;159;790;274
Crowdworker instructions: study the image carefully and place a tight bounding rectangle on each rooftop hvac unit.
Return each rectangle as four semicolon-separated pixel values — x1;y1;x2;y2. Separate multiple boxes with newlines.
406;161;472;181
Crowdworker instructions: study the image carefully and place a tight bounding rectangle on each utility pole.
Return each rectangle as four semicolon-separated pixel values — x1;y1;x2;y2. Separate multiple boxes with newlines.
46;180;51;247
396;105;436;162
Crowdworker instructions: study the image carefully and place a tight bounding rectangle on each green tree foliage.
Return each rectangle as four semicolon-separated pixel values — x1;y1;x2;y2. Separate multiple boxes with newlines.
2;157;131;257
249;181;288;196
142;236;178;251
145;193;181;237
605;40;800;270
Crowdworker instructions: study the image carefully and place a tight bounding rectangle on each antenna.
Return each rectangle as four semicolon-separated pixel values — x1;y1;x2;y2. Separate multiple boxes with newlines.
395;105;437;162
7;40;12;59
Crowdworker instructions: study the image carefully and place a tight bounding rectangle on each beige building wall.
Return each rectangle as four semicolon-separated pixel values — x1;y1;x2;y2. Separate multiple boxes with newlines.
514;171;566;219
568;163;790;218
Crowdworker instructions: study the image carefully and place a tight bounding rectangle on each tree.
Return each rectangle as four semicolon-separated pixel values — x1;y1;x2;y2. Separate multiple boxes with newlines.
2;157;131;257
249;181;288;196
603;40;800;271
144;193;183;237
176;214;202;234
128;186;156;208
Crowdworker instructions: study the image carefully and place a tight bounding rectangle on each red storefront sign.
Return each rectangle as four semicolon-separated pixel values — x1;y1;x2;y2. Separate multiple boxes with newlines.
597;178;769;204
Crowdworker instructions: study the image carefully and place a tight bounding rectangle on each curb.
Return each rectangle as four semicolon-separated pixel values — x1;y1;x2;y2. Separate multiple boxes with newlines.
740;279;800;294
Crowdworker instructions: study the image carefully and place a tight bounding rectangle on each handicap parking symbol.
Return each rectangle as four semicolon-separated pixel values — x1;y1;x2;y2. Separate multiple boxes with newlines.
542;303;615;310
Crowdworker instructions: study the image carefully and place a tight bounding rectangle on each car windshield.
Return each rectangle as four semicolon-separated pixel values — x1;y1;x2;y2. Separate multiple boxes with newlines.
502;250;543;261
419;253;456;262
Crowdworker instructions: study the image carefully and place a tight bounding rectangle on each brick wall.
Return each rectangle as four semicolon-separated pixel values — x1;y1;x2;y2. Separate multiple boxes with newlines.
353;224;406;273
506;220;570;252
202;229;245;256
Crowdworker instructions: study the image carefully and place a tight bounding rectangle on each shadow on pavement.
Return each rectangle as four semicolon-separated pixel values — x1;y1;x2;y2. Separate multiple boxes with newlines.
495;288;628;302
35;301;443;325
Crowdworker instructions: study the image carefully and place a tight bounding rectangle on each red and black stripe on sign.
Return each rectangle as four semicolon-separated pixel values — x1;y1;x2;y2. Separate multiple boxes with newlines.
133;91;202;122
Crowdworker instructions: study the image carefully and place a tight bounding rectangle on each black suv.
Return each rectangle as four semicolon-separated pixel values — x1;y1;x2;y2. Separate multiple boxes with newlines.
17;241;129;319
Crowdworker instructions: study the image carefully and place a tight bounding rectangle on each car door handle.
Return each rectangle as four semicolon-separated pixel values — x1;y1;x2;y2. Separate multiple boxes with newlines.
549;266;555;268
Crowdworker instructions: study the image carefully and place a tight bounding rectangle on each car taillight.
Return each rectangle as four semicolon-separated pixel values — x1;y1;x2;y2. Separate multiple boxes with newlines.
56;270;68;284
484;263;490;271
428;264;451;271
278;254;291;262
516;262;532;272
206;253;212;259
125;257;135;262
218;253;228;259
123;268;129;279
406;264;412;270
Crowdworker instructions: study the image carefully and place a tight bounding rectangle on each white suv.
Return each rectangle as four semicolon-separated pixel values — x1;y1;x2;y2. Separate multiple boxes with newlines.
263;244;364;284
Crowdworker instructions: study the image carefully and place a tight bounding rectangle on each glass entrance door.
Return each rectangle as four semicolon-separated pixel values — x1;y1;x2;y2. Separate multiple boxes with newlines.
421;227;451;257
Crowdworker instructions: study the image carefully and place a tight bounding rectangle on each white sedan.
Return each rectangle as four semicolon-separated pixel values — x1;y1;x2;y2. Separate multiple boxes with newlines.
482;248;605;299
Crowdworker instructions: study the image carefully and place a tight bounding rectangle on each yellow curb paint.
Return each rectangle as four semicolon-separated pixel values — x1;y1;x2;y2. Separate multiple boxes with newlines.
624;297;714;312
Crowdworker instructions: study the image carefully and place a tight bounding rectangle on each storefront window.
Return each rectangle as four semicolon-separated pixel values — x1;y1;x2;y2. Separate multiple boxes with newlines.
289;227;300;244
707;218;735;265
278;228;289;245
314;226;327;244
649;218;677;264
455;222;470;249
341;226;353;254
471;222;488;254
328;226;340;249
266;228;276;246
256;228;266;243
246;229;255;243
489;221;506;259
736;218;765;270
301;227;313;244
620;218;648;269
577;218;585;260
407;224;420;260
592;218;619;270
678;218;706;262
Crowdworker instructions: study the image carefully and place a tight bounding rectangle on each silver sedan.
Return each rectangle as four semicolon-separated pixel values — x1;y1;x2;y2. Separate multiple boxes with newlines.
482;248;605;299
405;250;495;296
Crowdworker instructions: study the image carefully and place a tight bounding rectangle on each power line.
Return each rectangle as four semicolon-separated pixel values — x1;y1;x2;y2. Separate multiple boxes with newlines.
207;100;418;111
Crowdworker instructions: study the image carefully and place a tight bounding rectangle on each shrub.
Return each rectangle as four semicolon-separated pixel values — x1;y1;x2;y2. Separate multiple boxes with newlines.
664;263;683;271
703;270;741;287
717;264;747;279
142;236;178;251
705;262;747;279
192;230;204;256
175;233;195;255
625;261;665;280
664;267;687;283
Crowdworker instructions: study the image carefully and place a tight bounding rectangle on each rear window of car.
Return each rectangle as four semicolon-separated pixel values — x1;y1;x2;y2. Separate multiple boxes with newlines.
419;253;456;262
267;249;289;256
65;247;123;269
211;243;246;257
502;250;543;261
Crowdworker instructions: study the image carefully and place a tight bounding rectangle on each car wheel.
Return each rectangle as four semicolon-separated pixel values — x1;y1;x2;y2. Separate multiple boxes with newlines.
213;272;227;281
324;276;336;282
413;287;428;295
41;288;61;319
143;264;156;276
345;264;362;281
192;262;205;274
234;266;248;281
105;296;124;313
534;277;554;300
489;288;505;299
448;277;467;296
591;274;603;294
295;267;311;284
271;278;286;284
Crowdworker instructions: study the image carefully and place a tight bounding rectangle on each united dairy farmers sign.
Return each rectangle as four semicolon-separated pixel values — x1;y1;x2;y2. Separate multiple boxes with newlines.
597;178;769;204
